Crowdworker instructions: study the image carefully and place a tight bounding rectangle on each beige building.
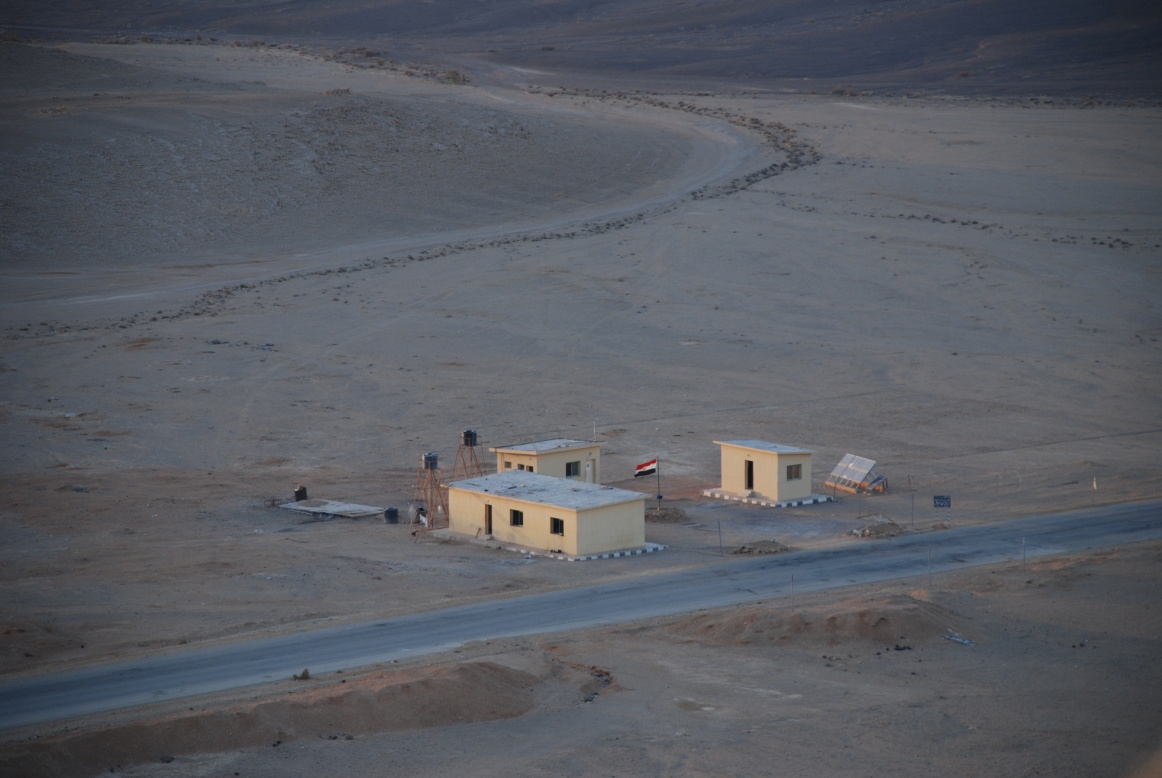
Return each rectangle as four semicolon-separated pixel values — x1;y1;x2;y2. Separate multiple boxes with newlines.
447;470;644;556
713;440;814;502
489;438;602;483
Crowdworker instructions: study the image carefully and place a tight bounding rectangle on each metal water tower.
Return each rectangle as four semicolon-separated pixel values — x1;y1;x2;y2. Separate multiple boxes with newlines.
452;428;484;481
412;451;448;528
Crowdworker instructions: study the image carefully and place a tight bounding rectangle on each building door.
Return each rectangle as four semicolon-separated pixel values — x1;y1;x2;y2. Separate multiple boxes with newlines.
484;504;492;535
744;460;754;491
585;461;594;483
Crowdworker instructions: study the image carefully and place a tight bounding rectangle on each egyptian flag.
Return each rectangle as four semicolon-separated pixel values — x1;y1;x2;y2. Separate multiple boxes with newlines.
634;458;658;478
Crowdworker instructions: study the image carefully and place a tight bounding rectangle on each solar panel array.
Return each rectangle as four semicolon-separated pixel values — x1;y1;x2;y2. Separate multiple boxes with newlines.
828;453;876;484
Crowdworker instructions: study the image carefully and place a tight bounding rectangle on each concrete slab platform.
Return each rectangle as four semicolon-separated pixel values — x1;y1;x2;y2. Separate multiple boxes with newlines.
279;499;385;519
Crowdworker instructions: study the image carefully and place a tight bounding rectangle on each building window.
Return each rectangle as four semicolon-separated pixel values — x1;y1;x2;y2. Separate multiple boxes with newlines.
550;517;565;536
504;460;512;470
528;466;534;472
510;509;524;527
786;464;802;481
517;464;526;471
565;461;580;477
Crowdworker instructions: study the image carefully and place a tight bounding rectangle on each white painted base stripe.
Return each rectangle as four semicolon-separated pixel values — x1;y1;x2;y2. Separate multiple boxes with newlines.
505;542;667;562
701;489;835;508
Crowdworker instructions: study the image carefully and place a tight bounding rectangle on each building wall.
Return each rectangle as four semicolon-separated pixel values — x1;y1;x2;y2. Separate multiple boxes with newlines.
447;488;641;556
574;500;646;554
495;444;601;483
719;445;813;501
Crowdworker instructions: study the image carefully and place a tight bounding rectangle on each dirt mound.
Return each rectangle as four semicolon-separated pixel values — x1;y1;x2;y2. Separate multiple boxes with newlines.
733;540;790;555
0;661;537;776
852;516;904;538
645;506;687;522
665;594;962;648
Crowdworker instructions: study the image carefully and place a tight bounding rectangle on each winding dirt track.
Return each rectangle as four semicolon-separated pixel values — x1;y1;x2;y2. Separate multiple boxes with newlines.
0;43;780;330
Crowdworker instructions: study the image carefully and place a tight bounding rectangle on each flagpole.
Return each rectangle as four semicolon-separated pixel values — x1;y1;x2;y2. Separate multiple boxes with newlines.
656;458;662;510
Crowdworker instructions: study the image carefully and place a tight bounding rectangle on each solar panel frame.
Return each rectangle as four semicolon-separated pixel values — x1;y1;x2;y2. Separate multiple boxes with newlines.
829;454;876;484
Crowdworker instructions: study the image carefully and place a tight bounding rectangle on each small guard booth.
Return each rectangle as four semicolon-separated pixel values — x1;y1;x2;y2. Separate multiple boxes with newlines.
489;438;602;483
713;440;814;503
447;470;644;556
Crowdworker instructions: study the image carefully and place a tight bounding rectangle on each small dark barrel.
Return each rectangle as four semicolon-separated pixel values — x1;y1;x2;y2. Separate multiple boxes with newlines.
423;452;439;470
462;429;478;446
384;507;399;524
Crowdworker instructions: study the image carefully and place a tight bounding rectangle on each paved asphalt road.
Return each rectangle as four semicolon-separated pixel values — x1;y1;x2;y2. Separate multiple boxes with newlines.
1;500;1159;732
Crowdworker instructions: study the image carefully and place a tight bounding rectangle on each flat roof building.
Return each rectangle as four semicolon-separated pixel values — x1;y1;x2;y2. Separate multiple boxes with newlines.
447;470;644;557
489;438;602;483
712;440;815;503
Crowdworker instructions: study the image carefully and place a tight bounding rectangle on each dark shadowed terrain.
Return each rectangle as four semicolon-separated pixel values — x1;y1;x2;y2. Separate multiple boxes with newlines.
4;0;1161;96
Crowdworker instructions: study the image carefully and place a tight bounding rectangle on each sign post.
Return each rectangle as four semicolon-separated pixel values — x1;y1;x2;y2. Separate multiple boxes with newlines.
933;495;952;525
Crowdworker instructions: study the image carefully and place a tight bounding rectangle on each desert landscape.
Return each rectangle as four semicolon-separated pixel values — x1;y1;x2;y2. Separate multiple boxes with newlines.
1;1;1161;776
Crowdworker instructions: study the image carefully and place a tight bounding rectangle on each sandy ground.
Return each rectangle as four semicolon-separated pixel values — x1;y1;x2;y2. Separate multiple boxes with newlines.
0;29;1160;778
